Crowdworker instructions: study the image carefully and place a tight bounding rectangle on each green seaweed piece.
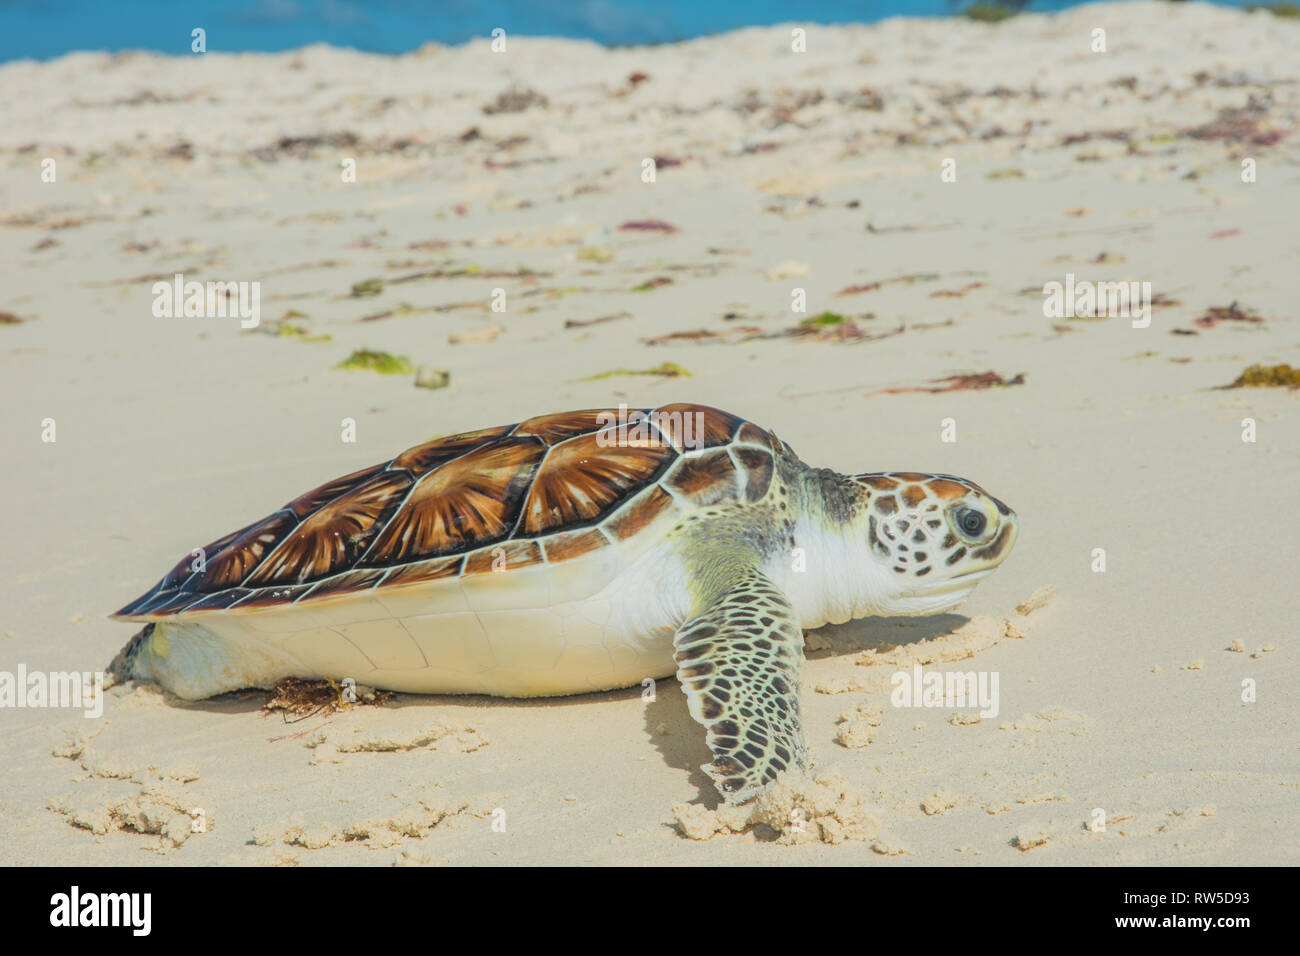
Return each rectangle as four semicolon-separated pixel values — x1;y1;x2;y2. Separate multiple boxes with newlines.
1225;363;1300;388
333;349;414;375
350;278;384;297
574;362;691;382
274;322;332;342
799;311;848;329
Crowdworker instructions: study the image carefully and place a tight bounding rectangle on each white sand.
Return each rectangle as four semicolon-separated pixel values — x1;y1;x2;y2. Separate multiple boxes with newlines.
1;2;1297;864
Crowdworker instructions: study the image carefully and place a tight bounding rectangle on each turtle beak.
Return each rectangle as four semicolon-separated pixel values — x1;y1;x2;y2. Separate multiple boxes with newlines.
927;567;993;596
931;510;1018;595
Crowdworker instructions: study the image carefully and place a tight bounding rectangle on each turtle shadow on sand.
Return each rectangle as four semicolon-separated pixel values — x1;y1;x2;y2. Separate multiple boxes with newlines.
105;683;272;717
642;684;718;802
803;611;970;660
642;612;972;808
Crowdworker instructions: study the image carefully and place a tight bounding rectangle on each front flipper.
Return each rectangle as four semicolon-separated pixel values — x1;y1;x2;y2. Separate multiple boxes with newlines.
673;569;808;804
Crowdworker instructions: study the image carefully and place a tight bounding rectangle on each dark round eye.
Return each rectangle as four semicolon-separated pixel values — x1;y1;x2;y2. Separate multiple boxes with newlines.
957;508;986;537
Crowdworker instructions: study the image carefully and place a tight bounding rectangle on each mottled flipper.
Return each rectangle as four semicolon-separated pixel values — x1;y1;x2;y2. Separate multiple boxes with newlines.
673;569;808;804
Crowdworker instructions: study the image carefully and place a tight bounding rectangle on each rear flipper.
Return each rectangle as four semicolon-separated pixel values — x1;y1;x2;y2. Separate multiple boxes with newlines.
105;620;307;700
673;569;809;805
105;622;155;689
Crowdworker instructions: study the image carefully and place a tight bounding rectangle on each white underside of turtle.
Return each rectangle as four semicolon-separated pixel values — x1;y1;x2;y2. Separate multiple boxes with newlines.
128;529;695;701
108;404;1019;803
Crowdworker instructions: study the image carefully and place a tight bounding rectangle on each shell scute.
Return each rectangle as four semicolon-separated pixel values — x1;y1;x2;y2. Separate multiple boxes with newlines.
521;431;676;535
362;437;544;565
388;425;514;473
540;528;609;563
463;540;544;575
198;511;301;591
178;588;255;614
125;511;299;617
300;568;390;602
512;408;624;446
732;446;775;502
733;422;775;450
603;485;679;541
665;448;740;506
234;583;317;609
149;517;262;599
651;403;743;452
380;554;465;590
285;463;388;517
246;470;413;587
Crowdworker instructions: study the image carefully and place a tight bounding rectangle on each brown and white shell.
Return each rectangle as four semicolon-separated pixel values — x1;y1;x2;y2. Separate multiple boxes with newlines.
114;404;781;620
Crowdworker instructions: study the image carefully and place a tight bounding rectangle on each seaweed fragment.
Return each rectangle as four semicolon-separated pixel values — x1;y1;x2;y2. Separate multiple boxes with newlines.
565;311;632;329
800;311;848;328
574;362;691;382
333;349;414;375
1194;301;1264;328
872;371;1026;396
618;220;679;234
262;677;391;719
1221;364;1300;389
630;277;673;292
482;86;548;115
350;278;384;297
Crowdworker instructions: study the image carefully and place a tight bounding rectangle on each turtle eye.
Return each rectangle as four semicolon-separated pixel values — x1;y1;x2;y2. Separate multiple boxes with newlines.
956;507;987;538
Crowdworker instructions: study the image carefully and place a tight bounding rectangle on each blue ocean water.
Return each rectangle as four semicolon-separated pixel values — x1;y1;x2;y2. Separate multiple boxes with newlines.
0;0;1261;62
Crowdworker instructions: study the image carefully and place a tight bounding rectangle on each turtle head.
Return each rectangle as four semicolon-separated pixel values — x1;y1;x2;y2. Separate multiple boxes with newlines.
848;472;1018;617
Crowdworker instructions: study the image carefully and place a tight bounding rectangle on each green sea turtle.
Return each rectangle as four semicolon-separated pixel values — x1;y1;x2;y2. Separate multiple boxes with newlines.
108;404;1018;803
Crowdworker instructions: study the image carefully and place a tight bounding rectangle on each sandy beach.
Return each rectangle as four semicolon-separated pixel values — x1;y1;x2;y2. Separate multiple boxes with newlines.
1;1;1297;865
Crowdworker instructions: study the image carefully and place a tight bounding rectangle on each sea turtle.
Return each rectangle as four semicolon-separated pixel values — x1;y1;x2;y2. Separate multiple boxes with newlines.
108;403;1018;803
